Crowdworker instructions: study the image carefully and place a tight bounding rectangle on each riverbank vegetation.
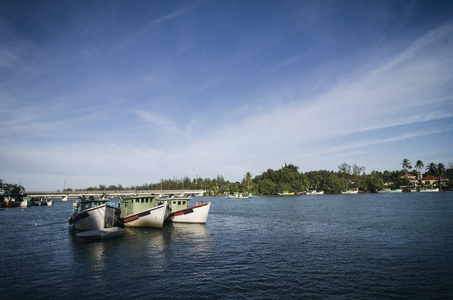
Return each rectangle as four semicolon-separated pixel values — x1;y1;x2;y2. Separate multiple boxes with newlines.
86;160;453;195
3;160;452;196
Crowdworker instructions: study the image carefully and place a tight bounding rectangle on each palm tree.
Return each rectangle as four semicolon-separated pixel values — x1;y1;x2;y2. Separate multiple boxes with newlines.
401;159;412;173
437;163;446;177
415;160;424;173
426;162;438;175
243;172;253;192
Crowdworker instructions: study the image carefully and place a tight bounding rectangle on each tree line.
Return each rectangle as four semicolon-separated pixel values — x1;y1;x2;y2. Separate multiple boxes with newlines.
0;179;25;199
3;159;452;196
84;159;453;195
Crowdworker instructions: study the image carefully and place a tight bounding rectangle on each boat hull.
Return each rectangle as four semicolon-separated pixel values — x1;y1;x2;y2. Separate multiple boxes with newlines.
225;193;252;199
167;202;211;224
278;192;295;196
1;201;19;208
76;227;125;240
121;202;170;228
306;191;324;195
20;200;33;207
71;204;120;231
341;191;359;194
378;189;402;193
420;188;439;192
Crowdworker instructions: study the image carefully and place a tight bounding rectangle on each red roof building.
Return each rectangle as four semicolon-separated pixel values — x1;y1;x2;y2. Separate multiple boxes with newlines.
421;175;449;185
401;173;419;185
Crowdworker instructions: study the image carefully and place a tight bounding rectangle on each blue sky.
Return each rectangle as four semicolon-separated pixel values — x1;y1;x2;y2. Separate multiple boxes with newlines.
1;0;453;191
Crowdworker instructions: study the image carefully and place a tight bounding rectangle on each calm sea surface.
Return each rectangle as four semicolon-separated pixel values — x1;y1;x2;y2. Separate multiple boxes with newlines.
1;192;452;299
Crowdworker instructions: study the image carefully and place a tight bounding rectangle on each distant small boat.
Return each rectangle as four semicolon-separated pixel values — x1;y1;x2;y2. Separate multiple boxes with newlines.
225;192;253;199
34;198;46;206
378;189;402;193
306;190;324;195
76;227;125;240
278;191;295;196
1;197;19;208
341;188;359;195
20;197;34;207
420;188;439;192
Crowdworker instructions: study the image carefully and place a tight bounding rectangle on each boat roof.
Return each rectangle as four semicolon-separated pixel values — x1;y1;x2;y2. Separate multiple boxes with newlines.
79;197;110;203
123;194;157;200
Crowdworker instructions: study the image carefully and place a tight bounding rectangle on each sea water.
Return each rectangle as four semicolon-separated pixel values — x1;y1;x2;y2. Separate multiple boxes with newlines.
1;192;452;299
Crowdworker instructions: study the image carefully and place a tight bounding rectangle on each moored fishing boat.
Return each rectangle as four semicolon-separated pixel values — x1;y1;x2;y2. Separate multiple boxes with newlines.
341;188;359;194
46;198;54;206
306;190;324;195
33;198;46;206
277;191;295;196
68;197;120;231
1;197;19;207
20;197;34;207
159;196;211;224
225;192;253;199
378;189;402;193
119;195;171;228
420;188;439;192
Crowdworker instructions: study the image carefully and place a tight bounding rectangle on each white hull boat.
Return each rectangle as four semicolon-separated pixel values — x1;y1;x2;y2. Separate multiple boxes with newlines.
306;190;324;195
20;198;33;207
167;202;211;224
341;189;359;194
225;192;253;199
69;200;120;231
121;202;170;229
420;188;439;192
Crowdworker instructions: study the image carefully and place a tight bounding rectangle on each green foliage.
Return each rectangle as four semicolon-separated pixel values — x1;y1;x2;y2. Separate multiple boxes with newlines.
256;179;277;195
415;160;424;172
394;176;410;188
8;158;450;196
0;179;25;199
356;175;385;193
426;162;438;175
401;158;412;172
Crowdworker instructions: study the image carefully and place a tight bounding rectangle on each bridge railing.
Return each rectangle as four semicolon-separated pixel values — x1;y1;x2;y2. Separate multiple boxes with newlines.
25;189;206;198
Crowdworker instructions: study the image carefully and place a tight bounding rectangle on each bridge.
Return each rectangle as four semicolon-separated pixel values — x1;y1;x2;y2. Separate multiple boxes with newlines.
25;189;206;200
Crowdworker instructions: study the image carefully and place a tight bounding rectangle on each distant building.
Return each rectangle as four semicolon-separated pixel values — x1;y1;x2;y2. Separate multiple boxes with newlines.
421;175;449;186
401;173;419;186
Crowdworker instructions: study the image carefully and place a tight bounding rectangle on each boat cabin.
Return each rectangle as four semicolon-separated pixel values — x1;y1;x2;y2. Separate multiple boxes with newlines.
119;195;164;218
166;199;189;211
72;197;110;215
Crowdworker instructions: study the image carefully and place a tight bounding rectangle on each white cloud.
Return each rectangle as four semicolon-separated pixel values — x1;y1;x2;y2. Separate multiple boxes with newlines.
134;110;179;134
134;2;203;38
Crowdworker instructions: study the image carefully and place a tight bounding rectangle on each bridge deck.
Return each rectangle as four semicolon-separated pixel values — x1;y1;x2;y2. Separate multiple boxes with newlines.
25;189;206;198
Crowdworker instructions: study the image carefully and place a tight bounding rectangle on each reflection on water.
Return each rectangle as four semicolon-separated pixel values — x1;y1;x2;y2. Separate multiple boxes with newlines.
67;222;212;285
166;223;211;256
122;224;211;275
166;223;209;241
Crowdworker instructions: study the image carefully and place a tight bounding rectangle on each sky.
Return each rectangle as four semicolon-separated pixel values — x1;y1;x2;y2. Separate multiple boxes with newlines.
1;0;453;191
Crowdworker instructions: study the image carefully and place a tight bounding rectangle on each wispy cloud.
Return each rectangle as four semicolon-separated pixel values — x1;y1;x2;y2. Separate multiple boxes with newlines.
135;2;202;38
134;110;180;134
